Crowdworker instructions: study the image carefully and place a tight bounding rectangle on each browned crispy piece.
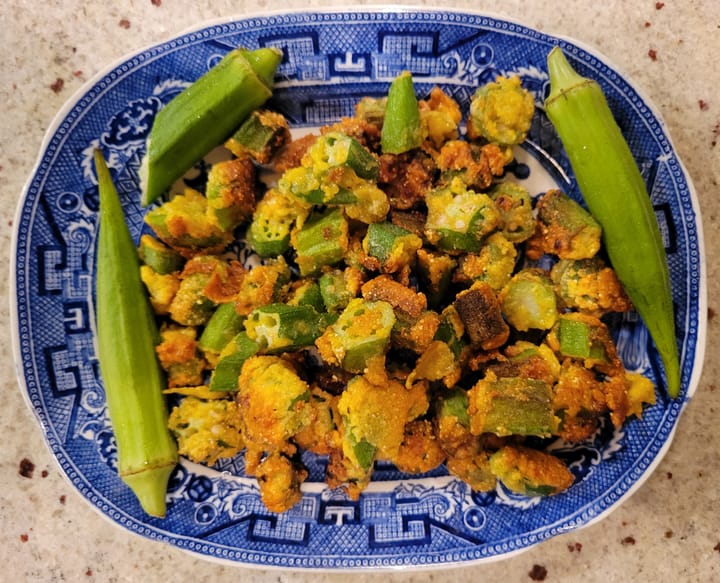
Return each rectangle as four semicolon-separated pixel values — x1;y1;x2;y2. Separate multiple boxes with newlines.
361;274;427;319
255;452;308;513
435;140;510;191
378;151;437;210
453;283;509;350
272;133;318;173
391;419;446;474
321;115;382;151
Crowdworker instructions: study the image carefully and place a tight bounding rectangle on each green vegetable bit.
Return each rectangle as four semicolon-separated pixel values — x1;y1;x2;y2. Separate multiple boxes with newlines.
94;150;178;517
545;47;680;397
381;71;423;154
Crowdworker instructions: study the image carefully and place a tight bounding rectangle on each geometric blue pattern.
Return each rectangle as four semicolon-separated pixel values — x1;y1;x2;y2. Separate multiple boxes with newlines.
11;9;706;570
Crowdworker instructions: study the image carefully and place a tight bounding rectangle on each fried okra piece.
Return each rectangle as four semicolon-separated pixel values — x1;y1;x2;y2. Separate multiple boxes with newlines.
138;234;184;275
467;75;535;146
453;282;510;351
415;248;457;309
467;371;559;438
168;255;226;326
377;150;437;211
315;298;396;373
337;375;429;468
318;267;363;313
224;109;291;165
145;188;232;257
391;419;446;474
550;257;632;316
292;208;350;276
209;332;260;392
499;268;558;332
361;275;427;319
547;312;620;370
453;232;517;291
362;221;423;275
244;303;327;353
247;188;310;258
408;305;467;388
255;452;308;513
155;325;206;388
198;302;246;365
167;396;243;466
489;445;574;496
234;256;291;316
292;387;339;456
205;157;257;231
526;189;602;261
419;86;462;149
490;181;535;243
425;176;500;253
435;140;512;192
434;388;497;492
140;265;180;315
237;355;310;458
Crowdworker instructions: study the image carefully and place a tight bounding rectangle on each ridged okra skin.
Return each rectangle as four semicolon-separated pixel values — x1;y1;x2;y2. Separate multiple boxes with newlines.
544;47;680;397
140;47;282;206
94;150;178;518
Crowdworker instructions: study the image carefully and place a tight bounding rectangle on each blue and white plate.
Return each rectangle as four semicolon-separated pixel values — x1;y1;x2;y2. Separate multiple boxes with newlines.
11;8;706;570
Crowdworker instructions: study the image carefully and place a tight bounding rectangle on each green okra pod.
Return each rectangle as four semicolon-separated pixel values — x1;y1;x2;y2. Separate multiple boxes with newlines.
140;47;282;206
544;47;680;397
94;150;178;517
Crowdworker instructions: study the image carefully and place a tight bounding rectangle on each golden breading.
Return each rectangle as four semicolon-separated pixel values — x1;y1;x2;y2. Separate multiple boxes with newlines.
255;452;308;513
391;420;446;474
361;274;427;319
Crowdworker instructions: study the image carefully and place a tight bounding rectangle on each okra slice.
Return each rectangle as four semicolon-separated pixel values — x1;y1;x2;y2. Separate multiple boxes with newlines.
467;75;535;146
362;221;422;274
138;234;184;274
292;208;349;276
198;302;246;359
319;268;361;313
287;279;325;312
224;109;291;165
145;188;231;254
528;189;602;260
467;374;559;438
168;271;216;327
454;283;510;351
247;189;308;258
140;47;282;206
490;181;535;243
489;445;574;496
425;177;500;253
499;268;558;332
549;312;612;364
209;331;260;392
308;132;379;180
415;248;456;309
245;303;325;353
316;298;396;373
205;157;257;231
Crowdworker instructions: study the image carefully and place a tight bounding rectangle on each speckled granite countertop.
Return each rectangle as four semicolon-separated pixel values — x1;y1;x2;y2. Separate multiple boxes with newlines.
2;1;718;581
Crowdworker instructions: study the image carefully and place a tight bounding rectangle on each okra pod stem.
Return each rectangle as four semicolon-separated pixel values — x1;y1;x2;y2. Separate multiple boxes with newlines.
94;150;177;517
544;47;680;397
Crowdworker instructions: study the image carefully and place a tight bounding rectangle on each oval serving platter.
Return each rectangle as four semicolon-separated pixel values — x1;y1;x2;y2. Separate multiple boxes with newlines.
11;8;705;570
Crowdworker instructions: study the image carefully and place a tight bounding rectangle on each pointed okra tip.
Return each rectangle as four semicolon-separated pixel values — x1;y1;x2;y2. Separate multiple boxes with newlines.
122;462;176;518
545;46;590;104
